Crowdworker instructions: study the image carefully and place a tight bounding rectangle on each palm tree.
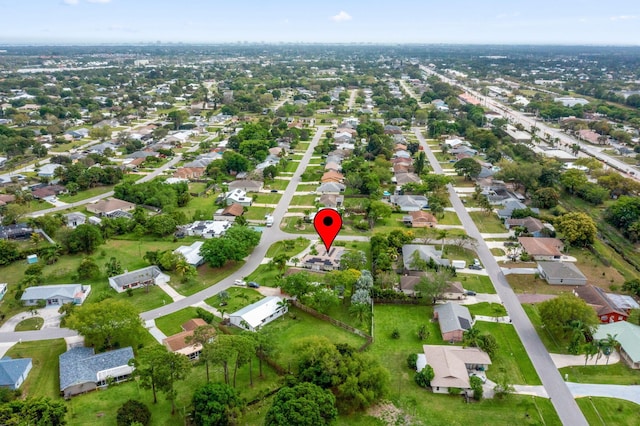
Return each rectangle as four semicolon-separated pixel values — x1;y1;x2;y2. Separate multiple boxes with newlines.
582;340;599;366
602;333;619;365
463;326;482;348
437;229;448;252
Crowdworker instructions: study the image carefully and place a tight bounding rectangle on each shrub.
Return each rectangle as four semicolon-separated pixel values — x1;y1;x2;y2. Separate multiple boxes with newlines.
391;328;400;339
469;376;483;400
196;307;214;324
116;399;151;426
407;353;418;369
414;365;434;388
448;387;462;396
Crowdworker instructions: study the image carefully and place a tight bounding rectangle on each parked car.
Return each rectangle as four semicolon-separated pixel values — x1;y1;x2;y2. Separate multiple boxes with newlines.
469;264;483;270
270;189;278;193
234;279;246;286
248;281;260;288
464;290;477;296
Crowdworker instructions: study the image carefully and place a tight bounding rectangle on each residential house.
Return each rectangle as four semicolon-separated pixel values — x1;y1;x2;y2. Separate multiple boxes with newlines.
384;125;403;135
403;211;438;228
214;203;244;221
64;212;87;229
578;129;603;144
162;319;212;360
433;302;474;342
497;200;539;220
108;266;169;293
181;220;231;239
505;217;546;236
537;262;587;286
402;244;450;270
574;286;628;323
393;172;421;186
86;198;135;217
0;194;15;206
417;346;491;394
518;237;563;261
400;274;464;300
59;347;135;398
173;167;205;180
504;125;532;143
300;247;345;271
324;161;342;172
21;284;91;306
0;223;33;240
321;170;344;184
31;184;67;200
604;293;639;315
228;180;263;193
0;357;32;389
255;155;280;171
316;182;346;194
319;194;344;209
390;195;429;212
229;296;288;332
224;189;252;207
174;241;204;267
37;163;63;178
593;322;640;369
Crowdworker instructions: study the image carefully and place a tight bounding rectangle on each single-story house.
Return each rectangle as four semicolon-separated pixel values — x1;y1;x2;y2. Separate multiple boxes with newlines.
400;274;464;300
316;182;346;194
402;244;450;271
229;296;288;332
403;211;437;228
593;322;640;369
433;302;474;342
604;293;640;314
37;163;63;178
162;319;212;360
0;223;33;240
319;194;344;209
390;195;429;212
537;262;587;286
573;285;628;323
31;184;67;200
518;237;563;261
224;189;252;207
300;247;344;271
86;198;136;217
419;345;492;394
497;200;539;220
228;180;263;193
181;220;231;239
220;203;244;217
321;170;344;184
393;172;421;186
64;212;87;229
0;357;32;389
0;194;16;206
108;266;169;293
174;241;204;267
59;347;135;398
21;284;91;307
505;217;546;236
173;167;205;180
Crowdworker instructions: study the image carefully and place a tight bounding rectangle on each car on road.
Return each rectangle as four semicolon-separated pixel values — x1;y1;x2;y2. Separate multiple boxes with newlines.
464;290;477;296
248;281;260;288
234;279;246;286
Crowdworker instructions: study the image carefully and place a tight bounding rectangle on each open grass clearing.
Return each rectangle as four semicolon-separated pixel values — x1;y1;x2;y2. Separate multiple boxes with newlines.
442;245;477;264
14;316;44;331
205;287;264;314
467;302;507;317
5;339;67;399
264;179;289;190
559;362;640;385
290;194;317;206
244;206;273;220
437;211;461;225
283;160;299;172
458;274;497;294
491;248;506;256
245;264;284;287
567;245;626;288
506;273;575;295
521;304;568;354
154;307;200;336
58;186;115;203
469;211;506;234
265;237;310;258
576;397;640;426
253;193;282;204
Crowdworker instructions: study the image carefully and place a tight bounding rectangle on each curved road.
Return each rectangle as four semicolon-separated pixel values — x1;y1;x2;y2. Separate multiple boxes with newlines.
414;127;588;426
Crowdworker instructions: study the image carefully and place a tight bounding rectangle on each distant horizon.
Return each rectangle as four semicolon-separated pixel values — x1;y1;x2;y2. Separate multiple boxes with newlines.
3;0;639;46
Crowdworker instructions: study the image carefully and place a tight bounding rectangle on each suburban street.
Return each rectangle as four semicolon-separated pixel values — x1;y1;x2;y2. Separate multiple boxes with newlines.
414;127;589;426
419;64;640;180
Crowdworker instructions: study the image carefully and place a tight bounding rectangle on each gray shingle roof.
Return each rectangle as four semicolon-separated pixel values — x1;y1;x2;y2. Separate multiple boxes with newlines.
434;303;473;334
21;284;83;302
59;347;134;391
110;266;163;288
0;357;32;387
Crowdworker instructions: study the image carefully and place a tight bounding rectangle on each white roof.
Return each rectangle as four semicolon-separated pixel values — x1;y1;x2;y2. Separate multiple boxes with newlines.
230;296;283;329
174;241;204;266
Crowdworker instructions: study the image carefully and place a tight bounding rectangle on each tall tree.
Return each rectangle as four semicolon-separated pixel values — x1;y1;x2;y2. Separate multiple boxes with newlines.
192;382;245;426
538;294;599;340
555;212;597;247
265;382;337;426
185;324;217;382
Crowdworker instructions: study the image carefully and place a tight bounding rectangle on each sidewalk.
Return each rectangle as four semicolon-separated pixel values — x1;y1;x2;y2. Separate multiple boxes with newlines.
157;283;185;302
144;319;167;344
475;315;512;324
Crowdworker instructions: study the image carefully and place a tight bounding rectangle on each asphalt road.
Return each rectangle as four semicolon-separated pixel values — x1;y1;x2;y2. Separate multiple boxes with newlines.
0;328;77;343
140;126;328;320
419;64;639;180
414;127;588;426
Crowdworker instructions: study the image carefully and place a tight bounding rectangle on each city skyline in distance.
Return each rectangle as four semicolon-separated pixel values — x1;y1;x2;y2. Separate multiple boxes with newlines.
1;0;640;46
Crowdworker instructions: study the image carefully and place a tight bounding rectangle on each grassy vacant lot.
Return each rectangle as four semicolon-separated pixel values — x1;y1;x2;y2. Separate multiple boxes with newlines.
290;194;317;206
14;317;44;331
265;306;366;369
245;264;283;287
521;304;568;354
469;211;506;234
506;274;575;295
283;160;299;172
252;193;282;204
370;305;556;425
265;237;309;258
58;186;115;203
206;287;264;314
5;339;67;399
474;322;541;385
442;245;477;264
264;179;289;190
457;274;496;294
568;245;626;288
559;363;640;385
244;206;273;220
467;302;507;317
576;397;640;426
154;307;200;335
437;211;462;225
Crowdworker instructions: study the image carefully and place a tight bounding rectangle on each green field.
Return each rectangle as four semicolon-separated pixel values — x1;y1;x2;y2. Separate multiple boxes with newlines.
559;363;640;385
467;302;507;317
522;304;570;354
14;317;44;331
5;339;67;398
457;274;497;294
576;397;640;426
205;287;264;314
154;307;200;335
265;237;310;258
469;211;506;234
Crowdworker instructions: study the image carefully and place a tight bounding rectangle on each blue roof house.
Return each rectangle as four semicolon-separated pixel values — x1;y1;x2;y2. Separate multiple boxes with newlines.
0;357;32;389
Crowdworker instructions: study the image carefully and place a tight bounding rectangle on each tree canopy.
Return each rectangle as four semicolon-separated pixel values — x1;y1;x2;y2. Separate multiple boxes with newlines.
555;212;596;247
264;382;337;426
200;226;261;268
538;294;599;339
192;382;244;426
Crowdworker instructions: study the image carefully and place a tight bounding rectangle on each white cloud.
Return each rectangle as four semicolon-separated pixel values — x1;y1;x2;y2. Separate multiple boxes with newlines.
62;0;79;5
610;15;638;21
87;0;112;3
331;11;352;22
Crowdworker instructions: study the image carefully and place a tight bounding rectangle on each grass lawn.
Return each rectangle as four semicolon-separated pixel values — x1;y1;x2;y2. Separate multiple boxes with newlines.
469;212;506;234
295;183;318;191
280;217;317;234
290;194;317;206
111;285;174;313
283;160;299;172
5;339;67;398
437;211;461;225
576;397;640;426
506;273;575;295
266;306;366;368
457;274;497;294
559;363;640;385
567;245;626;288
245;264;285;287
253;193;282;204
442;245;477;264
179;193;216;219
58;186;115;203
244;206;273;220
265;237;310;258
264;179;289;190
521;304;568;354
188;182;209;194
14;317;44;331
154;307;200;335
474;322;541;385
205;287;264;314
171;261;245;296
467;302;507;317
491;248;506;256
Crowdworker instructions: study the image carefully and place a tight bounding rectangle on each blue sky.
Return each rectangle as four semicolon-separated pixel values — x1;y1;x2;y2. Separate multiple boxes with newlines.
1;0;639;45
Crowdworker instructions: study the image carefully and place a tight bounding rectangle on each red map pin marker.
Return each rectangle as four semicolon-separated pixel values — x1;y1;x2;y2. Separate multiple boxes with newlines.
313;208;342;252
